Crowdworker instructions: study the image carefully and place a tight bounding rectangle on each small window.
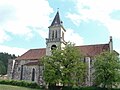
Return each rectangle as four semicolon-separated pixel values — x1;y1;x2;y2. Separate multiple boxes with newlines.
18;67;20;71
84;57;86;63
20;65;23;80
32;68;35;81
90;59;92;64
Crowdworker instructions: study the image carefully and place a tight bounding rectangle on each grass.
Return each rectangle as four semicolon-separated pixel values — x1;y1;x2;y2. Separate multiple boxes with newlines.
0;84;42;90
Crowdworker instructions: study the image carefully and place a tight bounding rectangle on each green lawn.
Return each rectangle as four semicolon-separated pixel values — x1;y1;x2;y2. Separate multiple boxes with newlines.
0;84;41;90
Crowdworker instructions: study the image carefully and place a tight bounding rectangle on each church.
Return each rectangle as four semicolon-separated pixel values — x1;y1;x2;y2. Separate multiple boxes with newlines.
7;11;114;86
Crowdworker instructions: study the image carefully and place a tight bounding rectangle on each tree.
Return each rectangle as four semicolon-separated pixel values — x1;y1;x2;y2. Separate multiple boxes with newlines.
93;51;120;88
0;61;6;75
0;52;17;75
61;42;86;86
42;48;63;85
42;42;86;87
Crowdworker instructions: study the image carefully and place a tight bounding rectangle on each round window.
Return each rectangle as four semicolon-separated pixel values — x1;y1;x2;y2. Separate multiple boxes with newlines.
51;45;57;50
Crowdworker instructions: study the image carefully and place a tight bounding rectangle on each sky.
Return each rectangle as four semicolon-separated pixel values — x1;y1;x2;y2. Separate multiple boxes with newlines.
0;0;120;56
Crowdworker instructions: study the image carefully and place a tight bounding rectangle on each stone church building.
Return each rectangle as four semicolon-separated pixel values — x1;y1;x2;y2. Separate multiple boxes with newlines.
7;11;115;86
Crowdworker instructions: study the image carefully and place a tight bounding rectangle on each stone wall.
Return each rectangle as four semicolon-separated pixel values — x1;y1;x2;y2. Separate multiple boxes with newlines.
7;59;44;84
7;59;14;79
7;57;94;86
23;65;39;82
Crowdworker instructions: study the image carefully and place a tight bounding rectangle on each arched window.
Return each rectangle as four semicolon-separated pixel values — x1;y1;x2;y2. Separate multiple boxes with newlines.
52;31;54;39
55;30;57;38
51;45;57;50
20;65;23;80
31;68;35;81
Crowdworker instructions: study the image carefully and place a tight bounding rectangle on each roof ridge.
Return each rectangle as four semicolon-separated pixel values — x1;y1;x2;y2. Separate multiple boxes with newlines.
30;48;46;50
76;43;109;47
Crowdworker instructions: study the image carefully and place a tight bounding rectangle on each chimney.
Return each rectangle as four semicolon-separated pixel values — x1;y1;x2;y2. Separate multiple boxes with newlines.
109;36;113;52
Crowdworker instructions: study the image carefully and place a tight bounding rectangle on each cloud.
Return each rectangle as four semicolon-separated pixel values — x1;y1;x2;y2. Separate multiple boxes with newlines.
35;27;48;39
0;0;53;55
0;28;11;43
0;0;84;55
0;45;27;56
67;0;120;39
65;28;84;46
0;0;53;43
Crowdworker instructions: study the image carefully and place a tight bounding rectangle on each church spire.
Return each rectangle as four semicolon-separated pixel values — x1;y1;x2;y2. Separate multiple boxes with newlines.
46;10;66;56
50;11;63;27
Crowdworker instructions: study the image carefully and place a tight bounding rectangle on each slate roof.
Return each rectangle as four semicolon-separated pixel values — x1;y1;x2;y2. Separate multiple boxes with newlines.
16;43;110;60
50;11;62;27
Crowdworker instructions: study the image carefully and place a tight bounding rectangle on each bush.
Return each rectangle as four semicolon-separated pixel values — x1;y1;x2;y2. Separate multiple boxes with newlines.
0;80;41;89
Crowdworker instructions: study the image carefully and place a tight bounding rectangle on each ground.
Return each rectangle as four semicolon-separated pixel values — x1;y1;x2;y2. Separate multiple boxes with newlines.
0;84;41;90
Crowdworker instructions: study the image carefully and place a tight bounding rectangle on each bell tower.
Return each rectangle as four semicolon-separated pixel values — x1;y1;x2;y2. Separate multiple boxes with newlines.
46;11;66;56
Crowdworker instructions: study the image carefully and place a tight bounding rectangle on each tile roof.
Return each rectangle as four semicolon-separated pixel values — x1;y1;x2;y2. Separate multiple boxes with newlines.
77;44;109;57
16;48;46;60
16;44;110;60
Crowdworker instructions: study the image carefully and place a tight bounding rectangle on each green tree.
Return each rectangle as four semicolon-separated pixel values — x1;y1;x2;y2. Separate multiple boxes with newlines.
0;60;6;75
42;42;86;87
0;53;17;75
93;51;120;88
42;48;63;85
61;42;86;86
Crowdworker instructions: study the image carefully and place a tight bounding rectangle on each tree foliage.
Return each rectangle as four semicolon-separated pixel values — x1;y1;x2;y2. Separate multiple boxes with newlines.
0;60;6;75
0;53;17;75
93;51;120;88
42;42;86;86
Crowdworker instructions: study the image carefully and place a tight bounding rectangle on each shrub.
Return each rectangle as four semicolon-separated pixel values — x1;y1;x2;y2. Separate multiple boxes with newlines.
48;86;120;90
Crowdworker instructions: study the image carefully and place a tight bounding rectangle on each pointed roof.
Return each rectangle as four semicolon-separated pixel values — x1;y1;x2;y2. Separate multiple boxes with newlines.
50;11;62;27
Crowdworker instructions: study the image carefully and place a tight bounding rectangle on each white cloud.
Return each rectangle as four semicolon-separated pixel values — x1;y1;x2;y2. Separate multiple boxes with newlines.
0;0;53;42
0;45;27;56
0;0;53;55
67;0;120;39
65;28;84;46
35;27;48;39
0;28;11;43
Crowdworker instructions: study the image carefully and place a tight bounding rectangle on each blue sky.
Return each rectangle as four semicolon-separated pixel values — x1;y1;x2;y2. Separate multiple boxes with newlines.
0;0;120;55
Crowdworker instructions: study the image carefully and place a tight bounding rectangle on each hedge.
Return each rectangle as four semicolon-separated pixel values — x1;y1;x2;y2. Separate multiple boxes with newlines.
48;85;120;90
0;80;41;89
0;80;120;90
